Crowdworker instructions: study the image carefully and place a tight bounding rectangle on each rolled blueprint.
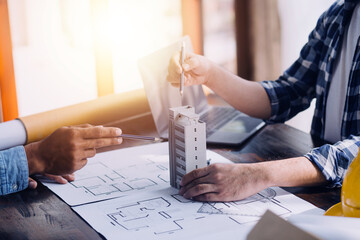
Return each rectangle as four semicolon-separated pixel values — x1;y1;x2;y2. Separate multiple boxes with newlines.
19;89;150;144
0;119;27;150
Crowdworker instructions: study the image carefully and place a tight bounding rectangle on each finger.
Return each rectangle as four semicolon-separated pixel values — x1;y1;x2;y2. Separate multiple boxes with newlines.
183;73;193;86
181;183;215;199
171;83;180;88
75;158;88;171
75;124;93;128
62;173;75;182
180;167;210;187
43;174;68;184
193;193;220;202
81;137;122;149
166;69;182;83
170;52;182;74
28;177;37;189
83;148;97;159
179;174;212;195
82;126;122;139
183;53;200;72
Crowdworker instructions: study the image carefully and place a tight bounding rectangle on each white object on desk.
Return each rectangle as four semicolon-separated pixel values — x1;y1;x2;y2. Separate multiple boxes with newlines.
0;119;27;150
288;214;360;240
169;106;207;189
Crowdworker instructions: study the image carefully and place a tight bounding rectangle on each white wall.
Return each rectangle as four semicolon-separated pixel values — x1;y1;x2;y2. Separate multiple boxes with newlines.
278;0;334;133
8;0;182;117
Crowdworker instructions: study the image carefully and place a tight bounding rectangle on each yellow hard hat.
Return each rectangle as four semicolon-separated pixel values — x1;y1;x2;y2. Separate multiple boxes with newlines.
325;148;360;217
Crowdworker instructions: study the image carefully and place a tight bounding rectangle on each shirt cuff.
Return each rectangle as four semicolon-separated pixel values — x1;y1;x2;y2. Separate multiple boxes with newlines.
0;119;27;150
259;81;281;123
0;146;29;195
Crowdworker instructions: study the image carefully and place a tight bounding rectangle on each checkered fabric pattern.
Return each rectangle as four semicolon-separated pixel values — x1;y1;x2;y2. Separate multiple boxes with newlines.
260;0;360;187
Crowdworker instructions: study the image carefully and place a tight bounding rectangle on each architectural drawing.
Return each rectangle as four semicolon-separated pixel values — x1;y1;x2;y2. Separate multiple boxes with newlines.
169;106;207;188
41;142;318;240
41;143;172;206
102;188;292;237
107;197;185;235
70;162;165;197
73;186;317;240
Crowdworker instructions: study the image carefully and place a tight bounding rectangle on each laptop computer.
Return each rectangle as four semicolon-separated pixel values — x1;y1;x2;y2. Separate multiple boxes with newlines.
138;36;265;146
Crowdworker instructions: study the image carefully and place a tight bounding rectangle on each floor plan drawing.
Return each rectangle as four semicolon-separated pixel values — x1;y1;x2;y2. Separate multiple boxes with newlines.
107;197;185;235
41;142;319;240
73;186;317;240
41;143;171;206
69;161;166;197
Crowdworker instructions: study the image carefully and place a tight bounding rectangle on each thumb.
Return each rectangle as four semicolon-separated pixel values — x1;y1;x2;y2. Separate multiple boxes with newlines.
183;53;200;72
28;177;38;189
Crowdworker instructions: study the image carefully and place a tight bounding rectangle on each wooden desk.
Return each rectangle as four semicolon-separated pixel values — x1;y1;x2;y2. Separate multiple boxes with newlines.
0;123;341;239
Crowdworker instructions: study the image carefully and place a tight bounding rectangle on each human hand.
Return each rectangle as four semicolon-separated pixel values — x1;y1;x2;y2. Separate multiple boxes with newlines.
167;52;213;87
25;124;122;176
178;163;270;202
27;173;75;189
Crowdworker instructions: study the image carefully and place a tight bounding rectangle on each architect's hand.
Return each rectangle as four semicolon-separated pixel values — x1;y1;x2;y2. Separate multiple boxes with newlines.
179;163;270;202
27;173;75;189
25;124;122;176
179;157;327;202
167;52;214;87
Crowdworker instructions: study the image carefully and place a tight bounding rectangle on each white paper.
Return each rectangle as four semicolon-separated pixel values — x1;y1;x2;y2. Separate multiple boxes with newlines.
42;142;170;206
288;214;360;240
73;186;316;240
41;142;319;239
41;142;230;206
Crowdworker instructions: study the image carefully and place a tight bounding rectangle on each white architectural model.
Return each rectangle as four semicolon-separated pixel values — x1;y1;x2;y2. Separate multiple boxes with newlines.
169;106;207;189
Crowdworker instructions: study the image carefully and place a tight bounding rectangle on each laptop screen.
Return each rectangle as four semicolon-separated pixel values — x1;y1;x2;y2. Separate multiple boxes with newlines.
138;36;208;138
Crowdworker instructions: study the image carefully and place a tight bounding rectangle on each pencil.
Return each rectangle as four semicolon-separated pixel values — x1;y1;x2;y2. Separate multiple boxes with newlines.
180;41;185;96
120;134;162;142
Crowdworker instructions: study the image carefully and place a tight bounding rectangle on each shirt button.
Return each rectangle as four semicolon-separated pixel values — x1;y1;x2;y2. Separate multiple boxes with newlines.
12;184;18;190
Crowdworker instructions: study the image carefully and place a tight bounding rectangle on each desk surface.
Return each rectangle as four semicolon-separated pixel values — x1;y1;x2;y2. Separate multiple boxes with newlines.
0;122;341;240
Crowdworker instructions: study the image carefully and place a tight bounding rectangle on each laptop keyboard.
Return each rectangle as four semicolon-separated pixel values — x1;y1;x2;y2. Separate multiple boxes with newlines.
200;107;239;136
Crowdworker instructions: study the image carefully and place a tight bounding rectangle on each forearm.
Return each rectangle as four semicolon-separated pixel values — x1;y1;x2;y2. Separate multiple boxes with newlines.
259;157;327;188
205;64;271;119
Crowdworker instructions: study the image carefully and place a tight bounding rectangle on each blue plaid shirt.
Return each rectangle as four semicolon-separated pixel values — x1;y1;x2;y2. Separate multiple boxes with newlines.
261;0;360;187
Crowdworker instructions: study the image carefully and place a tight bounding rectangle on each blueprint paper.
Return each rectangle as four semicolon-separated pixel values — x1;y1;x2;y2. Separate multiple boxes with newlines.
42;142;170;206
41;142;230;206
73;186;317;240
41;142;319;239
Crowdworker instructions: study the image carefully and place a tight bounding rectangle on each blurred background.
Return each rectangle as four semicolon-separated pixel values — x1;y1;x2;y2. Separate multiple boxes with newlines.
0;0;332;132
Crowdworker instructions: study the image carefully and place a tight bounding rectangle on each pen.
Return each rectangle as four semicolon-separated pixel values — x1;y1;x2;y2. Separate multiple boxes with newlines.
180;41;185;96
120;134;162;142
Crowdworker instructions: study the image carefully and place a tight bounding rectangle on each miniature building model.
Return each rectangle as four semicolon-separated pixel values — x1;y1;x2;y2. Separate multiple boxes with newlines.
169;106;207;189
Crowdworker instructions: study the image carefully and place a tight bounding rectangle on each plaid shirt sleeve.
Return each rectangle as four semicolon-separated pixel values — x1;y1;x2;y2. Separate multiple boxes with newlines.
259;1;360;187
260;4;331;123
305;135;360;187
0;146;29;195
